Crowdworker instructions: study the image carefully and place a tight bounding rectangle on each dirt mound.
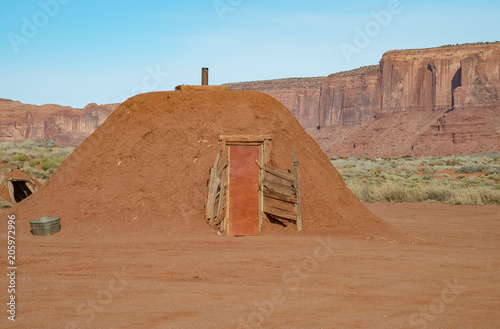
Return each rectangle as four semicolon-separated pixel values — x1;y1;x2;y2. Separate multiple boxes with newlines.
0;165;41;204
8;90;405;240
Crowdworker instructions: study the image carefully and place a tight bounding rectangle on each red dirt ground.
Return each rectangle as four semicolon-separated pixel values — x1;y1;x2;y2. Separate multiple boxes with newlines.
0;203;498;328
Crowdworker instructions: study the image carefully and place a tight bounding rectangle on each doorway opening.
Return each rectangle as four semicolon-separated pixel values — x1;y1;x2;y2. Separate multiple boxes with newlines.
205;135;302;236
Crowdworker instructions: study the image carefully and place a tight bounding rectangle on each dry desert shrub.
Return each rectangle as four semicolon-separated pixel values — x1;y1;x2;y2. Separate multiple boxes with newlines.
346;179;500;205
345;180;373;202
448;187;500;205
422;185;454;202
371;181;418;203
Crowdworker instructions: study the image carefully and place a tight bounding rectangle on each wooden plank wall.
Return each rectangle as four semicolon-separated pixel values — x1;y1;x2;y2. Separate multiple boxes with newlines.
205;151;229;232
262;162;302;230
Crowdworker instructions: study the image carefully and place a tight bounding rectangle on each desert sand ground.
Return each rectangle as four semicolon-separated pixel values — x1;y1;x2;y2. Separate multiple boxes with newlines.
1;202;499;329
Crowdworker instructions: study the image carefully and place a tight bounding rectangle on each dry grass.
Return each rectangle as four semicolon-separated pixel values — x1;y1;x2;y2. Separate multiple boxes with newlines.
336;154;500;206
346;180;500;205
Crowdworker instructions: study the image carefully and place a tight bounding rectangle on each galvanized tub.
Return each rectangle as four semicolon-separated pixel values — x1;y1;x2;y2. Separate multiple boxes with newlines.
30;217;60;236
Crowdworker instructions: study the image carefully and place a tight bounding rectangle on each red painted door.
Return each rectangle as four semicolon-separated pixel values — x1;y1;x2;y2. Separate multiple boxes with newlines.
227;146;260;236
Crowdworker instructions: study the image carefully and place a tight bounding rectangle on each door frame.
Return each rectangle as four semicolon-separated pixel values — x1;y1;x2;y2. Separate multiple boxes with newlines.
220;135;272;235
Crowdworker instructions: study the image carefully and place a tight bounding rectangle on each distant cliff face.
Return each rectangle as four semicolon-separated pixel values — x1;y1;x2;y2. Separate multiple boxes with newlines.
394;45;500;155
230;43;500;157
228;77;325;129
0;100;118;146
378;44;499;115
318;65;379;127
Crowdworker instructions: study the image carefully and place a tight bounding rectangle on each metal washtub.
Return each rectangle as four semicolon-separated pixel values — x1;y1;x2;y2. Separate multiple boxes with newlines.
30;217;61;236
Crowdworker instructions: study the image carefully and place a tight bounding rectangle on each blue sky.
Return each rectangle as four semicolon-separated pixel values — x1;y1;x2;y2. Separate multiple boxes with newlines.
0;0;499;108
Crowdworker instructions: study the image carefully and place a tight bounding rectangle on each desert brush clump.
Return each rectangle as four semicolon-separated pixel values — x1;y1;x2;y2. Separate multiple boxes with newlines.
0;140;75;183
423;167;435;174
333;153;500;206
456;165;483;174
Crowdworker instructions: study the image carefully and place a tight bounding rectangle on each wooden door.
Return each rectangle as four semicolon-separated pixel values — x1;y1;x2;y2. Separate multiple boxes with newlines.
227;146;261;236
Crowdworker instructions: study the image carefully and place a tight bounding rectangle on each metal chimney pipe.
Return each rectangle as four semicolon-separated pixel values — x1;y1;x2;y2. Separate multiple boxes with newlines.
202;67;209;85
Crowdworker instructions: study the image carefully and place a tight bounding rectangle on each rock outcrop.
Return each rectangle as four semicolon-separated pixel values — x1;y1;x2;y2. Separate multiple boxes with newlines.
0;99;118;146
318;65;379;127
228;77;325;129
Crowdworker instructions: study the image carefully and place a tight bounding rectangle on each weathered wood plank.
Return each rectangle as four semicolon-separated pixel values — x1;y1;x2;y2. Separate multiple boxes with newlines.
264;213;289;226
263;180;296;198
258;144;265;234
263;205;297;221
264;197;297;214
221;135;271;148
223;148;231;234
206;153;221;225
8;177;37;185
213;153;221;169
217;172;226;218
293;151;303;231
217;150;227;173
206;167;219;222
264;165;294;182
263;188;298;204
264;172;295;189
220;135;273;142
217;158;228;176
224;142;263;147
212;209;226;226
25;182;37;194
262;139;271;166
265;167;295;186
219;148;228;164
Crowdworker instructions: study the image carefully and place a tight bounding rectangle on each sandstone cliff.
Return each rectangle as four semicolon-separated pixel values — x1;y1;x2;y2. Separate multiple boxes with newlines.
0;99;118;146
318;65;379;127
228;77;325;129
